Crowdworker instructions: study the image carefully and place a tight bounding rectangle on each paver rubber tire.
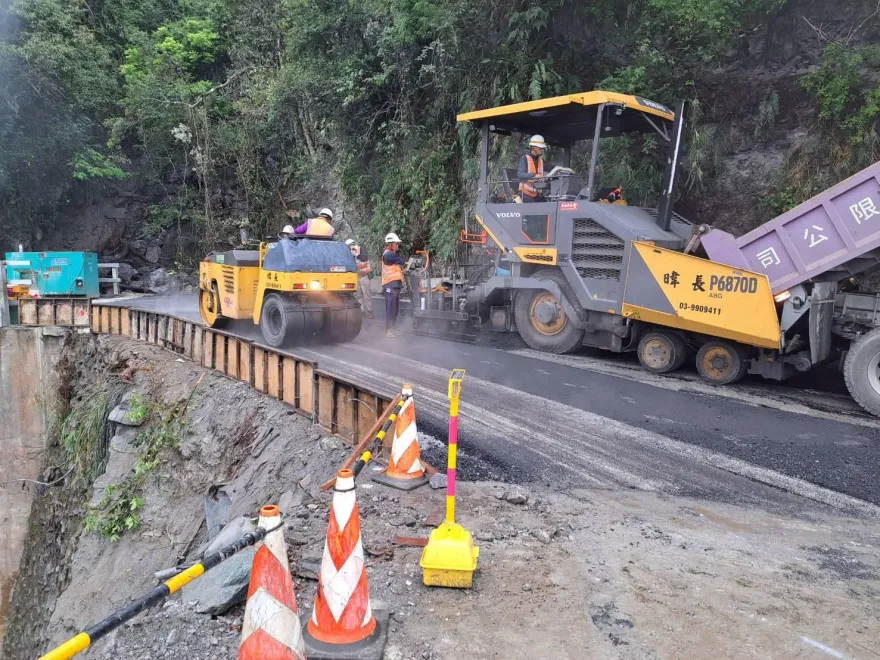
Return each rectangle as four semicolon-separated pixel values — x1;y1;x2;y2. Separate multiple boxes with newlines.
514;269;585;354
637;331;688;374
843;328;880;417
695;340;748;385
259;294;296;348
199;284;228;329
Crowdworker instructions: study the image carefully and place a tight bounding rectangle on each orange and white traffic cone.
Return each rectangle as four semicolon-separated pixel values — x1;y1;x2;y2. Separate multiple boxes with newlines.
372;385;429;491
239;505;306;660
303;469;388;659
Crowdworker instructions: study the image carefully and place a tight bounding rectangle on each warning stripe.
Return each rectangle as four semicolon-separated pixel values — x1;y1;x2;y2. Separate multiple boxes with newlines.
239;508;305;660
385;397;424;479
307;471;376;645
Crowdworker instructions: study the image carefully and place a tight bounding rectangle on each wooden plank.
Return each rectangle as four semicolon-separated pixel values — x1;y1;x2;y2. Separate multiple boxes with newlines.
215;335;226;374
335;383;356;442
356;392;379;444
157;316;167;344
253;347;267;393
100;306;110;333
56;301;73;325
22;299;38;326
267;352;281;399
226;338;239;377
90;303;100;332
37;301;54;326
297;362;313;414
120;308;130;336
109;307;119;334
74;300;90;327
318;375;334;430
282;357;296;406
203;330;214;368
240;343;252;385
183;322;193;357
193;326;203;363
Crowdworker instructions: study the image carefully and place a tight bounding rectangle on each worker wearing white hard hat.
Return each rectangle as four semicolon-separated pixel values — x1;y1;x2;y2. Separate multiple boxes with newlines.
280;224;295;239
381;232;406;337
516;134;548;202
346;238;374;319
293;207;335;239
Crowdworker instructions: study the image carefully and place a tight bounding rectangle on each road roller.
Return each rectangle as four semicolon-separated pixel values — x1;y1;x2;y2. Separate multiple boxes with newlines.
198;238;362;347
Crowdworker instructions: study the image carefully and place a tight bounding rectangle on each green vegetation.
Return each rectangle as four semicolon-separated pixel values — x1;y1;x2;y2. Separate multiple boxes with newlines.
1;0;878;254
60;386;110;488
85;395;187;542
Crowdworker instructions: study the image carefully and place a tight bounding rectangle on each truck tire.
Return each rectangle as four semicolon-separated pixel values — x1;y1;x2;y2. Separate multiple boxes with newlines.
259;294;297;348
843;328;880;417
637;331;688;374
199;283;228;329
695;340;748;385
514;269;585;354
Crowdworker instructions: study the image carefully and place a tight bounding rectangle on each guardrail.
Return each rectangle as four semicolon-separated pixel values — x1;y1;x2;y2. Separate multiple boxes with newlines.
89;302;392;442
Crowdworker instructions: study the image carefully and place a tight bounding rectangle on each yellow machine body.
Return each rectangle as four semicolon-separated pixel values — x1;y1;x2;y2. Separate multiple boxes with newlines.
420;521;480;588
197;241;362;347
621;242;782;350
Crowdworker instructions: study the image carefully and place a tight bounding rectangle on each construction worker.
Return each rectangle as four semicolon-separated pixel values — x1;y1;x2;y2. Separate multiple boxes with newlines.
346;239;374;319
293;208;335;238
382;232;405;337
517;135;547;202
279;224;295;239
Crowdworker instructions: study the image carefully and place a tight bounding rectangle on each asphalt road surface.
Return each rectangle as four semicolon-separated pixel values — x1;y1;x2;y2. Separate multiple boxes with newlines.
103;294;880;514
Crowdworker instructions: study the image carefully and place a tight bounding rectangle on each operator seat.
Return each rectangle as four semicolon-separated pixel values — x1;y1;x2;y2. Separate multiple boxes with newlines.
502;168;522;203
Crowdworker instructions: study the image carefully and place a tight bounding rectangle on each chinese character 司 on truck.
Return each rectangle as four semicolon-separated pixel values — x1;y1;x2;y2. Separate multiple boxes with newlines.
413;90;880;416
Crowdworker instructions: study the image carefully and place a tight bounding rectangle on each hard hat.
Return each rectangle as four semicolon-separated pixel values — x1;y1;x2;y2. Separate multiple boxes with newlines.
345;238;355;246
528;135;547;149
385;232;402;243
319;208;333;220
282;224;294;234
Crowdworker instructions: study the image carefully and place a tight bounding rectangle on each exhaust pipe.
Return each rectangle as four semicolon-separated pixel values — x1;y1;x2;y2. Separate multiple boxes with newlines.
657;101;686;232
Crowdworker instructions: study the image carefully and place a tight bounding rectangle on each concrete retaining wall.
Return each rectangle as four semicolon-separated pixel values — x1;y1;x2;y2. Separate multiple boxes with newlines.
0;328;65;642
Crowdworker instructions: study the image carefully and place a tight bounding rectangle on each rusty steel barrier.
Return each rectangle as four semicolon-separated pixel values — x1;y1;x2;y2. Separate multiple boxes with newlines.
89;302;392;443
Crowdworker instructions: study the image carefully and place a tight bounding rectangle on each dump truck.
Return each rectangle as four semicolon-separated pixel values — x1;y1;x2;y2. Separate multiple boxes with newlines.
198;238;362;347
412;90;880;416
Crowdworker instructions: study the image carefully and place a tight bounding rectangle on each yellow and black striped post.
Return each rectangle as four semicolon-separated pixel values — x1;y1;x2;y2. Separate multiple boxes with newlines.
351;391;408;478
38;522;278;660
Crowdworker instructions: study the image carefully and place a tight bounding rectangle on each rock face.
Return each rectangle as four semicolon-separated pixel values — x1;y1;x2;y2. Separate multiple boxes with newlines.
116;263;138;286
145;268;172;294
181;547;255;615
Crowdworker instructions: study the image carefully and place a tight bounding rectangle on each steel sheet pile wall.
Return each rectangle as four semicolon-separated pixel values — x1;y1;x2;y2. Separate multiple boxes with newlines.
89;303;389;442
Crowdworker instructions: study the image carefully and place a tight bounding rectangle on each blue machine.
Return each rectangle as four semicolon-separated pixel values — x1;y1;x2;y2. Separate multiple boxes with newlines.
4;251;100;298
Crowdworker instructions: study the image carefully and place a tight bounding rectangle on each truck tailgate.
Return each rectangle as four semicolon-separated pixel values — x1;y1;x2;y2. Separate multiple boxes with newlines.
702;161;880;294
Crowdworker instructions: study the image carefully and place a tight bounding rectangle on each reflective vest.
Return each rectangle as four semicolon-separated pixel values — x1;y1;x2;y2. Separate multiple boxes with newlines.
301;217;335;238
519;154;544;198
381;249;404;286
357;259;372;277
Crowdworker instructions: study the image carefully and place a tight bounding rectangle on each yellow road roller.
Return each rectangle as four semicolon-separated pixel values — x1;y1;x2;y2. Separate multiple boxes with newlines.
198;238;362;347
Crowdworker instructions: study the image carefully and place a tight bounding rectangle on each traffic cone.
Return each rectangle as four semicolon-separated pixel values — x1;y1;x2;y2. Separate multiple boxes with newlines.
372;385;429;491
239;505;306;660
304;469;388;659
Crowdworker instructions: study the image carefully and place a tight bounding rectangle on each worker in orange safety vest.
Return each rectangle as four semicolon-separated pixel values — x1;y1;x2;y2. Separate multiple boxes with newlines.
381;232;405;337
517;135;547;202
293;207;335;238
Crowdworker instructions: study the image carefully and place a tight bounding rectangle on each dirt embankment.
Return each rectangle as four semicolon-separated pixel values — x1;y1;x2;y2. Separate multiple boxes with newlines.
7;334;880;659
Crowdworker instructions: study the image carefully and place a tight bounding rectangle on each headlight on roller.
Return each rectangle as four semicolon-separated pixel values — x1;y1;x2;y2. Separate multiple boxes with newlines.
310;280;321;290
